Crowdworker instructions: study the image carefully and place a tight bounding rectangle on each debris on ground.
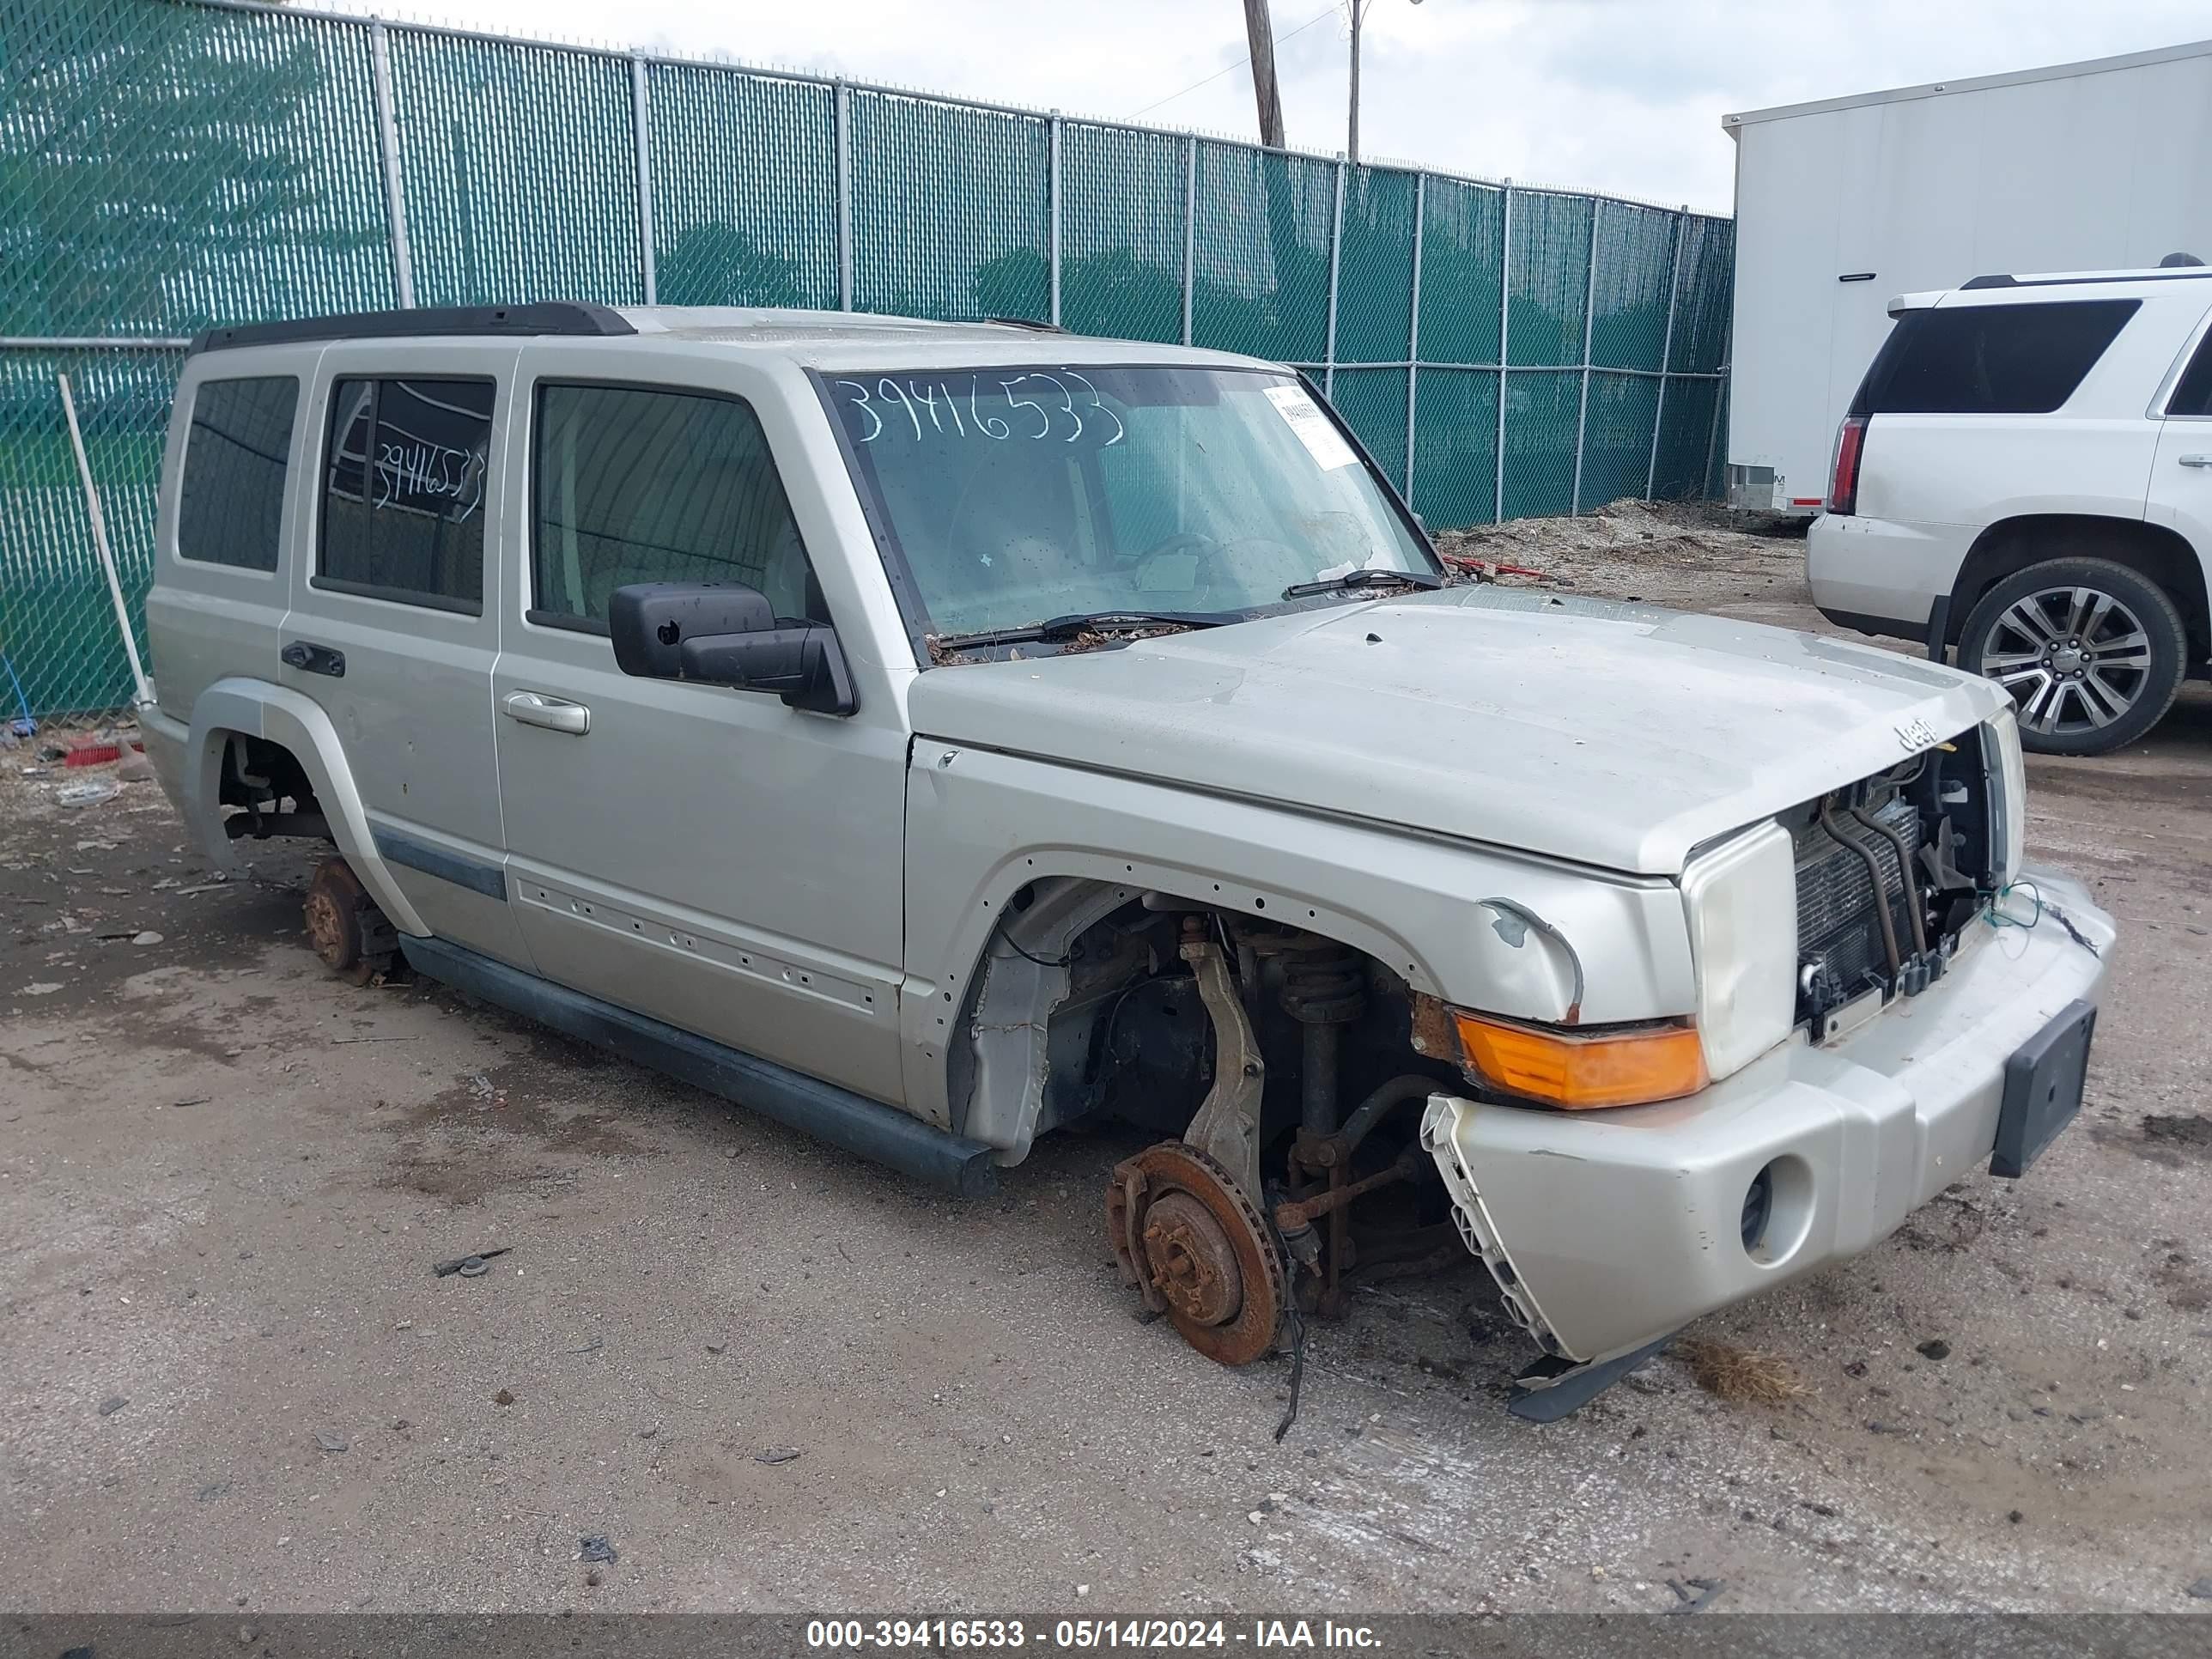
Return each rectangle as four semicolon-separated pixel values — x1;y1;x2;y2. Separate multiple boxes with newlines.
578;1534;617;1564
1674;1337;1808;1404
1431;499;1805;611
1916;1339;1953;1361
314;1431;348;1453
96;1395;129;1417
1666;1576;1727;1613
431;1246;510;1278
2186;1577;2212;1600
754;1447;803;1465
493;1389;515;1407
57;781;119;808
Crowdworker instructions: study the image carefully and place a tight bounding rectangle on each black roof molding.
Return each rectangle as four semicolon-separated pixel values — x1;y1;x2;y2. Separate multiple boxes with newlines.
1960;270;2212;293
188;302;637;356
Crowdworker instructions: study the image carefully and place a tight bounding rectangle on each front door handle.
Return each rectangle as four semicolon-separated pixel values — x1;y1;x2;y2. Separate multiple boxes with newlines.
281;639;344;677
501;690;591;735
2179;453;2212;468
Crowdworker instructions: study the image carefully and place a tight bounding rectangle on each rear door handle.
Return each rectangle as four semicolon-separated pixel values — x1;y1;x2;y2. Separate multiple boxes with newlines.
2179;454;2212;468
501;690;591;735
281;640;344;677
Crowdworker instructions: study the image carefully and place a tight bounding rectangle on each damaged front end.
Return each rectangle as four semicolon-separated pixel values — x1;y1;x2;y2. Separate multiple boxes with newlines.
1415;714;2112;1419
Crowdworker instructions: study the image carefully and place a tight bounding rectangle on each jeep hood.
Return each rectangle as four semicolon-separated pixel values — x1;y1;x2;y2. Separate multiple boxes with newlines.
905;587;2006;876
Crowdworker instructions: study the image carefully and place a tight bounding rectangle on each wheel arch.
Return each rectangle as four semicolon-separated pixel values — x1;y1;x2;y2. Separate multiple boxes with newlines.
185;678;428;935
1948;514;2209;663
939;864;1437;1168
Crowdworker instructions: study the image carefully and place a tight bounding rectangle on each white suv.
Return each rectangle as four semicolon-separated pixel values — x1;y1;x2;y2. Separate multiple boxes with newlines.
1808;265;2212;755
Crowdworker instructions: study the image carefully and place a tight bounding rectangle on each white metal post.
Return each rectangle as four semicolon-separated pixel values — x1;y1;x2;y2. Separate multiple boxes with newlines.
369;20;416;308
835;82;854;312
1645;209;1687;501
630;54;657;306
1181;137;1197;346
1404;170;1424;501
1570;198;1601;515
57;373;151;708
1048;112;1063;326
1323;156;1345;396
1493;182;1512;524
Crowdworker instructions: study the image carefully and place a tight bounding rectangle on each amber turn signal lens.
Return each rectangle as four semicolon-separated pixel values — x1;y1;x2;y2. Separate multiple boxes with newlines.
1452;1012;1707;1109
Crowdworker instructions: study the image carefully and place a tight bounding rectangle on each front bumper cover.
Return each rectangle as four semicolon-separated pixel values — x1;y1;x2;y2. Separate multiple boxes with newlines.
1420;866;2113;1368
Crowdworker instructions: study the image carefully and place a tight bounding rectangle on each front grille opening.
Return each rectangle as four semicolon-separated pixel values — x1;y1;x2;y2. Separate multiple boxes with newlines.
1789;729;1999;1034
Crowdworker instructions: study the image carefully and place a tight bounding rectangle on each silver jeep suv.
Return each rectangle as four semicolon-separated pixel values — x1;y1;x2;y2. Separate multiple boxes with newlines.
142;303;2112;1418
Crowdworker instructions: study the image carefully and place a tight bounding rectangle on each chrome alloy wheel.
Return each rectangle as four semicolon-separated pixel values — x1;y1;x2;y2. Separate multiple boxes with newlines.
1975;584;2154;738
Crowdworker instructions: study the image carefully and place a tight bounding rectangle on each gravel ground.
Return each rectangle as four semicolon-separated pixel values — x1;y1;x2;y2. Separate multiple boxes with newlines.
5;505;2211;1615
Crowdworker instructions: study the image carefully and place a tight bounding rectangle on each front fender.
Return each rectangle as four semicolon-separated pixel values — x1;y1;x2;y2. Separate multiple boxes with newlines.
899;744;1698;1158
185;678;428;937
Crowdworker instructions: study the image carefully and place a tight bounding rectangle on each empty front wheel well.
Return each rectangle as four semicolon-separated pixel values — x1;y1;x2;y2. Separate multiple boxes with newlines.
954;877;1458;1154
1950;516;2209;661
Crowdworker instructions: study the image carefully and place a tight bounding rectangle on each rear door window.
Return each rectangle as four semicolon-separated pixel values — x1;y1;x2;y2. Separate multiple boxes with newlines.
1851;300;2141;416
317;376;495;613
177;376;298;571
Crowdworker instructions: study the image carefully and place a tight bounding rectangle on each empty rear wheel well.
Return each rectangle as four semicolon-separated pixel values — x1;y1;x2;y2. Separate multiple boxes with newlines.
1950;516;2209;660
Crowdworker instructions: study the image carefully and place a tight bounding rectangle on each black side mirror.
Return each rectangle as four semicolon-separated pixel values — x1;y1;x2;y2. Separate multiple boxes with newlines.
608;582;776;678
607;581;858;716
678;624;858;716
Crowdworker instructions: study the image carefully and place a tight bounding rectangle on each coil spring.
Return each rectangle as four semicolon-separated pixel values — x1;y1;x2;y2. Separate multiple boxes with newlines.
1279;946;1366;1025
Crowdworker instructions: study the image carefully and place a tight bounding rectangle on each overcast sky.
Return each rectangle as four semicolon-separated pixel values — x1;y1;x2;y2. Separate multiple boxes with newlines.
323;0;2209;214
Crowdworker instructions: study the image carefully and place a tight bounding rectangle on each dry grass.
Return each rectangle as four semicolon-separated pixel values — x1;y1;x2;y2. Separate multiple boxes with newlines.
1674;1336;1809;1406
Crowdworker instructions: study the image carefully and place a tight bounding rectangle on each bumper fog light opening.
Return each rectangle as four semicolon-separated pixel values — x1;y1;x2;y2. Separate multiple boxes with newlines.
1741;1163;1775;1255
1742;1153;1815;1267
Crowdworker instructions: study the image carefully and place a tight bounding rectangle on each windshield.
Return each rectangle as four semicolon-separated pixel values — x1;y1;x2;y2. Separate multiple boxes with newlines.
823;364;1436;641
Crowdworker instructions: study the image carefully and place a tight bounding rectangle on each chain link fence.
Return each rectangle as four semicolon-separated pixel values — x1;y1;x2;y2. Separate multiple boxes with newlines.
2;0;1734;719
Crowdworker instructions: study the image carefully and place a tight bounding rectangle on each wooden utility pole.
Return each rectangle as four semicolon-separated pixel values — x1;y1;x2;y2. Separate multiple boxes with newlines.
1242;0;1285;149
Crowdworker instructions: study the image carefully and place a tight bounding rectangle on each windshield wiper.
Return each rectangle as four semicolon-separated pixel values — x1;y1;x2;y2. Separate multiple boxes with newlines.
932;610;1229;652
1281;568;1443;600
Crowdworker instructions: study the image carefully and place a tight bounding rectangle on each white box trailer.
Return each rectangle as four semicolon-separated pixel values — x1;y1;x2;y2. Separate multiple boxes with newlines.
1721;39;2212;517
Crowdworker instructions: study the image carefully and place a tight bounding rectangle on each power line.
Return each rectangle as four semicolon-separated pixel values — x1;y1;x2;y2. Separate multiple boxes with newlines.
1124;2;1341;122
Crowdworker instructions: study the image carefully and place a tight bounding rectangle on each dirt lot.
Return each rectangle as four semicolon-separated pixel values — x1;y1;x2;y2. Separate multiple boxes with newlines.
5;504;2211;1615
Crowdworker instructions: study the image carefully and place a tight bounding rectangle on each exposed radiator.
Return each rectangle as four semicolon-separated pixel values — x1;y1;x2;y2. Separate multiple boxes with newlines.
1793;794;1921;1012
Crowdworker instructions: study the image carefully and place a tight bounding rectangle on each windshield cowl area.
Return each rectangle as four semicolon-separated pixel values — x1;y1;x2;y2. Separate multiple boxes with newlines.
822;362;1437;660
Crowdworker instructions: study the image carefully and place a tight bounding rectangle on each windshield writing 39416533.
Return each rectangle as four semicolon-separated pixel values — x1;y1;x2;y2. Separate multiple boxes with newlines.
833;372;1124;448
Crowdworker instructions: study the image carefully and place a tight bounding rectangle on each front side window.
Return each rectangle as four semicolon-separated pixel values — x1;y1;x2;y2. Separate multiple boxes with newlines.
823;365;1432;641
319;376;494;613
1851;300;2140;416
177;375;298;571
530;382;817;629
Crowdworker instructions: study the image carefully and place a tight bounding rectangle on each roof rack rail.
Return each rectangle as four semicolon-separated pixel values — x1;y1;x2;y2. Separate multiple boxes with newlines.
1959;269;2212;293
188;302;637;356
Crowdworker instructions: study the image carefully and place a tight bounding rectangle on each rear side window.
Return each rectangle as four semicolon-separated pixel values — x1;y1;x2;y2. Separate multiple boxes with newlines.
177;376;298;571
318;376;495;614
1851;300;2141;416
529;382;817;630
2166;322;2212;416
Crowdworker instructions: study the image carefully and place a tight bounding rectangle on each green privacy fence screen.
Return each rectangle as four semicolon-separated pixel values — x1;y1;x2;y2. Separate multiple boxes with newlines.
1;0;1734;719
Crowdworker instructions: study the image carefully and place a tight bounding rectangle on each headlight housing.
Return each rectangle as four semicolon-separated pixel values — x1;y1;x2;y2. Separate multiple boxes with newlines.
1987;707;2026;888
1680;819;1798;1082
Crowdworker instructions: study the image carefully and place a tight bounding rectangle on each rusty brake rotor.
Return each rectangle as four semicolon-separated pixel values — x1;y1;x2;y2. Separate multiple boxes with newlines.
1107;1141;1285;1366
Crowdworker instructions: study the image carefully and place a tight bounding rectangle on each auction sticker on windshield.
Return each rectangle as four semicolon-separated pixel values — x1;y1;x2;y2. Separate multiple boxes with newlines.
1263;384;1359;471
